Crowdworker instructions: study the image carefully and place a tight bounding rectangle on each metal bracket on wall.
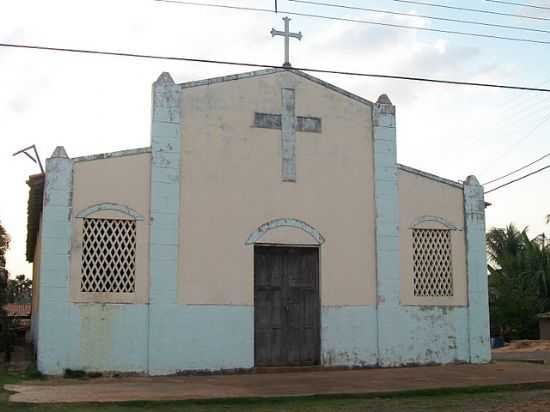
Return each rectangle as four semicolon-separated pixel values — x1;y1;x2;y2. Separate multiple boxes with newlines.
13;144;44;174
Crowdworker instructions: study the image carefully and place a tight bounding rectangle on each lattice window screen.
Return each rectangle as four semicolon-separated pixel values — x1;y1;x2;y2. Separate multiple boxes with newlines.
80;218;136;293
412;228;453;297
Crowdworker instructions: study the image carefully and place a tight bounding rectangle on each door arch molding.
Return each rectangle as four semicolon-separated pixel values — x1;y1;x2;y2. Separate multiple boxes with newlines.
246;218;325;245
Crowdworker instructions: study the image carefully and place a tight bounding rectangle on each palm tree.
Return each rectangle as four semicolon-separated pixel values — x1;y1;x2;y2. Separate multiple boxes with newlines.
487;224;550;339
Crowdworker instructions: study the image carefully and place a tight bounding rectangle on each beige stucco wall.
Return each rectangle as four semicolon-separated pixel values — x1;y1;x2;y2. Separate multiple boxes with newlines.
179;71;376;306
69;153;151;303
398;169;467;306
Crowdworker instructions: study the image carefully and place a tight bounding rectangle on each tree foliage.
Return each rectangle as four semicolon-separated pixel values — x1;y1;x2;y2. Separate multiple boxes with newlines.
488;224;550;340
0;221;9;281
6;274;32;304
0;221;14;361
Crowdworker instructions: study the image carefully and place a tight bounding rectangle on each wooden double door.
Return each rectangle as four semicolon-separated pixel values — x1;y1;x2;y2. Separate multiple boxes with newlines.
254;246;320;366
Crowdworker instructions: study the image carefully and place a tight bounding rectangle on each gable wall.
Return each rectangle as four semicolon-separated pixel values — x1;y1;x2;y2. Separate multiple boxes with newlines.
398;169;467;306
178;71;377;307
37;152;152;374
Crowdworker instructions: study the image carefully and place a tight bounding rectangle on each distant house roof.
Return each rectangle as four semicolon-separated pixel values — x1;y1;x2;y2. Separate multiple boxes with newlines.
3;303;31;318
26;173;45;263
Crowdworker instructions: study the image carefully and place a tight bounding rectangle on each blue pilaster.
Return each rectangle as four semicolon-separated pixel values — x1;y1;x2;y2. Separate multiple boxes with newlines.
373;95;400;366
37;147;78;373
148;72;183;373
464;176;491;363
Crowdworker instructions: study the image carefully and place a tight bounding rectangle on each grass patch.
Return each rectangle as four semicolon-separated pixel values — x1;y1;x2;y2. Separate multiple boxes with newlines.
24;365;44;380
63;369;87;379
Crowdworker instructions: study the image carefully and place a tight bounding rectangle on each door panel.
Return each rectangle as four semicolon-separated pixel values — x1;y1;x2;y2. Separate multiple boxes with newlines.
254;247;285;366
254;246;320;366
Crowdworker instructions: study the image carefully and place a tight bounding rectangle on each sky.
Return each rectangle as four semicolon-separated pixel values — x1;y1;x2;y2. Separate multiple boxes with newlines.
1;0;550;278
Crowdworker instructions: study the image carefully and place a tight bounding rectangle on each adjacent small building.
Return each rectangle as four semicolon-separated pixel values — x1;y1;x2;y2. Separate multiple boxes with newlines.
538;313;550;339
26;68;491;375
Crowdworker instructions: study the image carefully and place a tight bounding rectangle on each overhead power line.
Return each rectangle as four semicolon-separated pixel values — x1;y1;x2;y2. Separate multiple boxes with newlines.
479;112;550;176
3;42;550;92
387;0;550;22
494;76;550;115
155;0;550;46
289;0;550;34
484;164;550;194
483;152;550;185
485;0;550;10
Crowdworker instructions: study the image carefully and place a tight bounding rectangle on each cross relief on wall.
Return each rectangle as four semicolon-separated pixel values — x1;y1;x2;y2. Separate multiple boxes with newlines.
254;88;322;182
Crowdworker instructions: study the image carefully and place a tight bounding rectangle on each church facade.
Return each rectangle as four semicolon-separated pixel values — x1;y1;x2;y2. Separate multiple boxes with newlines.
28;68;490;375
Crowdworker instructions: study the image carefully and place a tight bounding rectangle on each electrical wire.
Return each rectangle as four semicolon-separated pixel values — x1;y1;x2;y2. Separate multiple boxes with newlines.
488;96;550;136
478;112;550;176
387;0;550;22
485;0;550;10
483;152;550;185
495;77;550;116
154;0;550;45
485;164;550;194
4;42;550;92
288;0;550;34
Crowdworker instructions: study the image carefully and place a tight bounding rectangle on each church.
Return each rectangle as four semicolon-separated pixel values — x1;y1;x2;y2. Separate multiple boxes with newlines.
26;28;491;373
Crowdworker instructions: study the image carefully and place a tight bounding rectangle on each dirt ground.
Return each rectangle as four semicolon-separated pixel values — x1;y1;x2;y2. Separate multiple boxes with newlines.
6;365;550;411
494;340;550;353
5;386;550;411
7;362;550;404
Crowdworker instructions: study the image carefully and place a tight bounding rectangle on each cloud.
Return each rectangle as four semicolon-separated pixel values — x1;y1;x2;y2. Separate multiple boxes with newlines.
8;95;29;113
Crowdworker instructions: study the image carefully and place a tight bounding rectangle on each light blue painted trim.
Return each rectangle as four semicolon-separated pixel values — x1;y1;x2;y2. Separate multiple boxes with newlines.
75;202;145;220
148;72;185;374
410;215;462;231
464;175;491;363
398;163;462;189
147;306;253;374
373;97;399;367
245;218;325;245
281;88;297;181
37;150;75;374
72;147;151;163
321;306;378;367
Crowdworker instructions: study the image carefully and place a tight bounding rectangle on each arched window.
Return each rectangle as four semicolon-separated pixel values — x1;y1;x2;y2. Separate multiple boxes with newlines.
410;216;461;298
75;203;143;295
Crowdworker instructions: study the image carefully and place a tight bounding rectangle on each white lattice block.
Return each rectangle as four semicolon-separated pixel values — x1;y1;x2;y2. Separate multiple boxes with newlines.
412;229;453;297
80;218;137;293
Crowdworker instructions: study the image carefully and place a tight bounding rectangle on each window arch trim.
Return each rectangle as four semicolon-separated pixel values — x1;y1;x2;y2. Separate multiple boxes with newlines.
410;215;462;231
75;202;145;221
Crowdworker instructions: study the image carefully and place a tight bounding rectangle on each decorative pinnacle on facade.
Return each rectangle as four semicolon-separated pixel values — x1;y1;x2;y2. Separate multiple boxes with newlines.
271;17;302;68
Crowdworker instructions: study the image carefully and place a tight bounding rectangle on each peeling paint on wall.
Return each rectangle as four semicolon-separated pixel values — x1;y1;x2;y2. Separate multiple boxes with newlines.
321;306;378;367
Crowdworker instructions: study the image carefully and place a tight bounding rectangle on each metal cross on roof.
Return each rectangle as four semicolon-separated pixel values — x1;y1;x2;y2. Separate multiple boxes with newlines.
271;17;303;68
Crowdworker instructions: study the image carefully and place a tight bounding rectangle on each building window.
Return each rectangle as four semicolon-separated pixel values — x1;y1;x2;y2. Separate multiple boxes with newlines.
80;218;136;293
412;228;453;297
